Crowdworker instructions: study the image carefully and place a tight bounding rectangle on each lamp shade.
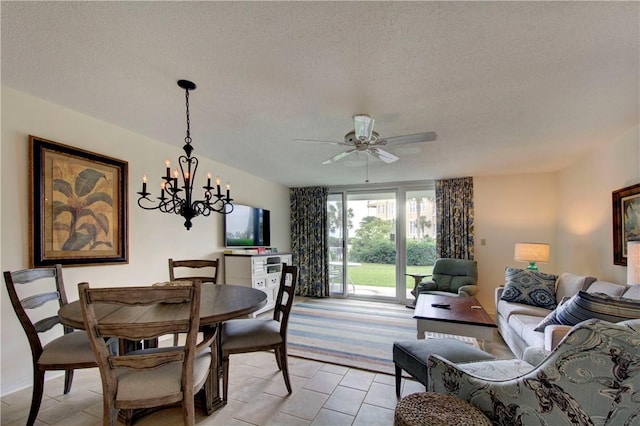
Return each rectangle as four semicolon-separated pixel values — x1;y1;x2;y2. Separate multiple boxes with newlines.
627;241;640;285
514;243;550;263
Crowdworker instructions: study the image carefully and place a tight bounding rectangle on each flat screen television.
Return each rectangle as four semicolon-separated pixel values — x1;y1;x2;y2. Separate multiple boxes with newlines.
224;204;271;247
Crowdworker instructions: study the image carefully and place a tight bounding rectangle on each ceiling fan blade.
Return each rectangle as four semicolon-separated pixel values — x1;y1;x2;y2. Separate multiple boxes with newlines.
292;138;351;146
368;148;399;164
322;149;356;164
378;131;437;146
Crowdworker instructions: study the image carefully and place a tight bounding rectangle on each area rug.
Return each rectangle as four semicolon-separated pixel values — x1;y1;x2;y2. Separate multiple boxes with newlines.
287;297;480;375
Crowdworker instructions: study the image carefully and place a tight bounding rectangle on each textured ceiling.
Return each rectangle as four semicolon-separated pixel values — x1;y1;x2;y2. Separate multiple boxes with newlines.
2;1;638;187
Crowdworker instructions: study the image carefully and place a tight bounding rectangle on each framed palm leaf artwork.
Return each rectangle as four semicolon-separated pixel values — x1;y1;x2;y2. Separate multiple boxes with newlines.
612;183;640;266
29;136;128;267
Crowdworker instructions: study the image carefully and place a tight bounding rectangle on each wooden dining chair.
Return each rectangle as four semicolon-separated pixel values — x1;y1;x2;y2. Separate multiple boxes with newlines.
168;258;220;284
3;265;97;426
221;264;298;403
167;258;221;346
78;280;214;426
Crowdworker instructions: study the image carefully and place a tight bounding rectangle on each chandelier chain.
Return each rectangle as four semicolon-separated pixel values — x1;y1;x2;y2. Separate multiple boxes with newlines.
184;88;192;144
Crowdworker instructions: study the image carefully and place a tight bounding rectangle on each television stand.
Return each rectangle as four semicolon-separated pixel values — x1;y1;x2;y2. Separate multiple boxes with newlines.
224;253;292;316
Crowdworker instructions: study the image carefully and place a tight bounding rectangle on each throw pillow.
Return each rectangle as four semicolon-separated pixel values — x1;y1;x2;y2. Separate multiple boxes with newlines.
500;267;558;309
555;291;640;326
534;296;571;332
535;291;640;331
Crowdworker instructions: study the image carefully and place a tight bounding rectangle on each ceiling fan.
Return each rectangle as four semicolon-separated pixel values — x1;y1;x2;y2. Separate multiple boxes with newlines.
294;114;437;164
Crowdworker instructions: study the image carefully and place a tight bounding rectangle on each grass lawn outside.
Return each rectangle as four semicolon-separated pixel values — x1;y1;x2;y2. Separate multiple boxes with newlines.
346;263;434;287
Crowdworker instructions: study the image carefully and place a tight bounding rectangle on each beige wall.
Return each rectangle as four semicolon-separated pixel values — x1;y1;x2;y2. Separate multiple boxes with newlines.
473;125;639;315
1;87;291;395
474;173;558;314
556;126;639;283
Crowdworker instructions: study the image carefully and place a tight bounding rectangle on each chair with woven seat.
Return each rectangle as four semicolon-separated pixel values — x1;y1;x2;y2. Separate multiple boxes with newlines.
221;264;298;403
417;258;478;297
3;265;97;426
78;280;214;426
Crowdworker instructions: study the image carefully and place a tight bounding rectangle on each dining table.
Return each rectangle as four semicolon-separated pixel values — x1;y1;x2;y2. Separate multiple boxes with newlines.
58;283;267;416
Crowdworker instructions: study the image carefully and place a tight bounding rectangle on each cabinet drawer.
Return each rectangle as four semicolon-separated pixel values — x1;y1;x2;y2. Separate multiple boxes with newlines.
267;275;280;287
253;281;276;303
253;278;267;289
252;258;266;272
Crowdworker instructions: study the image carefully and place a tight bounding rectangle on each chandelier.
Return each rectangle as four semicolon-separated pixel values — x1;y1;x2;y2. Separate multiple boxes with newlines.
137;80;233;230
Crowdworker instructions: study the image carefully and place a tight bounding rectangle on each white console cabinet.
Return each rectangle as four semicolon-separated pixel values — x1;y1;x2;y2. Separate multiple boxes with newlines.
224;253;293;316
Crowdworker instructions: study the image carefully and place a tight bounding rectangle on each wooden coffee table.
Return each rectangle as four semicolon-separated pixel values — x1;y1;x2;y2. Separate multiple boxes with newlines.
414;294;497;349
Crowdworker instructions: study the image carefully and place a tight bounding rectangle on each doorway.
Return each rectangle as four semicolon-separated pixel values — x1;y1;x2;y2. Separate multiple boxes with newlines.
328;182;435;304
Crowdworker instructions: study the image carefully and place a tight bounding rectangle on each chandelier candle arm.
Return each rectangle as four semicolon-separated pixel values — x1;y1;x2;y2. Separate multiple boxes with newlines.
136;79;234;230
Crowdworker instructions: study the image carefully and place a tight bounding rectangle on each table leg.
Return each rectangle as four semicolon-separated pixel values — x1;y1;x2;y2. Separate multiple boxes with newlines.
416;321;426;339
202;324;225;413
406;275;426;309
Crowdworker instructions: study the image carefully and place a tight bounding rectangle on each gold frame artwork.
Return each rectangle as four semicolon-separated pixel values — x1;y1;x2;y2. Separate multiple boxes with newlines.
29;136;129;267
612;183;640;266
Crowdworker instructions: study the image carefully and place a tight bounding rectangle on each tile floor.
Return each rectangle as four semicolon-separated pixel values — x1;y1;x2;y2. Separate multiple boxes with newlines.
2;331;512;425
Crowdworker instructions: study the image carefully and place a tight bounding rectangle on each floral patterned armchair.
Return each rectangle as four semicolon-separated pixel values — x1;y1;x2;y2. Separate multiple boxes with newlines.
427;318;640;425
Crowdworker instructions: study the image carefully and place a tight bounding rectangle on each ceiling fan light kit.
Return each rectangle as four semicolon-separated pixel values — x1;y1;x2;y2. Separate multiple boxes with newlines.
353;114;375;141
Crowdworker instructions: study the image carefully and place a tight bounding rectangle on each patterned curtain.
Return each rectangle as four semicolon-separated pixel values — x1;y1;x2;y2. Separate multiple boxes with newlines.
290;187;329;297
435;177;474;260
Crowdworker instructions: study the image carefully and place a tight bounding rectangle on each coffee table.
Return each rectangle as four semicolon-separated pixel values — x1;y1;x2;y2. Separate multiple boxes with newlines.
414;294;497;349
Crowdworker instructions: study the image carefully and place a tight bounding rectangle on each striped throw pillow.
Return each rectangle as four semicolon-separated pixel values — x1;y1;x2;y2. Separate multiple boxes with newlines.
534;296;571;331
550;291;640;328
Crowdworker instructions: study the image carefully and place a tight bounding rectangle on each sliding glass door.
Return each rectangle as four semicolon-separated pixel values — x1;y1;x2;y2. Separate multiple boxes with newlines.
404;190;437;304
329;182;435;303
328;193;346;295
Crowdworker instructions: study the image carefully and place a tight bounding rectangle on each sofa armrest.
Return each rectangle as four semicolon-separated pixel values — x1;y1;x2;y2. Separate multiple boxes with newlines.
495;286;504;311
544;324;573;351
458;284;479;297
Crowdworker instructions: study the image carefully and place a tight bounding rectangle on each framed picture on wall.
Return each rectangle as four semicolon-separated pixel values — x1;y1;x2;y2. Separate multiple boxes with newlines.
29;136;129;267
612;183;640;266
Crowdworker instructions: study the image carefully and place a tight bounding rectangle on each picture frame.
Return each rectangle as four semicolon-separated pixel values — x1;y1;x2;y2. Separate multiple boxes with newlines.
612;182;640;266
29;136;128;267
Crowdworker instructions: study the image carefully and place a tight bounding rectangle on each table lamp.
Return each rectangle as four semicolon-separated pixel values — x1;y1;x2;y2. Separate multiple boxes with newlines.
627;240;640;285
514;242;550;271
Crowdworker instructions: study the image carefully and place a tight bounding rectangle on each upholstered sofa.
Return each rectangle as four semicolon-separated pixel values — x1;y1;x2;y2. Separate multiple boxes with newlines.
496;271;640;358
428;318;640;425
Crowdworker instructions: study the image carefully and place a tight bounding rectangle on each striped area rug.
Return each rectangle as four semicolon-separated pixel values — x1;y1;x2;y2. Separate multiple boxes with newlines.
287;297;479;375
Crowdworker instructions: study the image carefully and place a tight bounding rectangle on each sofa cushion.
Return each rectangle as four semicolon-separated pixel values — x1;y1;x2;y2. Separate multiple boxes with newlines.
496;299;552;322
585;280;627;296
508;314;545;348
555;273;597;301
622;285;640;300
536;291;640;330
501;268;558;309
